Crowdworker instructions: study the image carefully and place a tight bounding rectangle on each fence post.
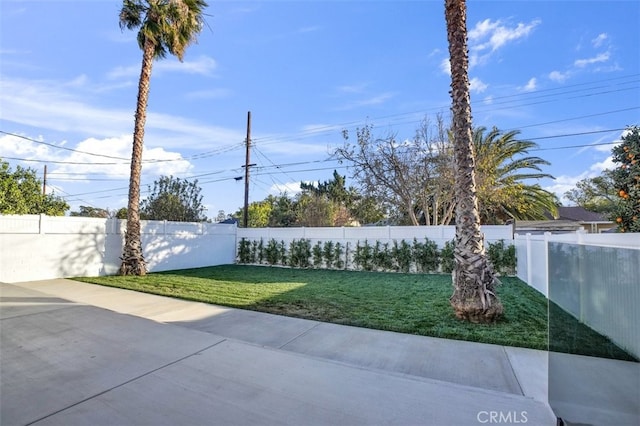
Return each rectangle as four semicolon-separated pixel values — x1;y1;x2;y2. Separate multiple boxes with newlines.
526;233;533;287
544;232;551;297
38;214;46;235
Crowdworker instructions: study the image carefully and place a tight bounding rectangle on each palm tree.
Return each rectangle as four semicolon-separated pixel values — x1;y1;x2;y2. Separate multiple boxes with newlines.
118;0;208;276
445;0;503;323
473;126;558;224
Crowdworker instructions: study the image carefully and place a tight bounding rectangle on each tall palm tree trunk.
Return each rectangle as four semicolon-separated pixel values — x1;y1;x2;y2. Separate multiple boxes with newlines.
445;0;503;322
119;38;154;276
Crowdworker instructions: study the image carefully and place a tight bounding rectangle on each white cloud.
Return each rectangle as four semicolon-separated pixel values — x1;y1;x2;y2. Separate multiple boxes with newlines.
544;129;624;203
589;156;615;173
459;18;541;71
428;48;441;58
107;55;217;79
158;55;217;75
522;77;537;92
0;133;193;180
469;77;488;93
592;33;608;48
106;64;140;80
336;92;395;110
269;182;303;196
440;58;451;76
545;173;589;203
470;19;541;52
0;76;244;150
0;133;50;159
574;51;610;68
548;70;569;82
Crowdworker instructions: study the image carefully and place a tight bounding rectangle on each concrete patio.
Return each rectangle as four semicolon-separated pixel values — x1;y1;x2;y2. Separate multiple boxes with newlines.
0;278;633;425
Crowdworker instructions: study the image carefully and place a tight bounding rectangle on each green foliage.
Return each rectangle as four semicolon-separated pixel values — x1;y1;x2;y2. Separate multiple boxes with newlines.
70;206;110;218
609;126;640;232
299;170;385;226
289;239;312;268
334;242;345;269
353;240;374;271
237;238;252;264
487;239;517;275
250;240;259;264
312;242;324;268
119;0;208;62
115;207;128;219
391;240;412;272
267;195;297;227
440;240;455;273
373;241;393;271
235;236;501;275
264;239;284;265
279;240;288;265
472;127;559;223
0;160;69;216
257;238;265;264
412;238;440;272
564;170;617;214
295;193;336;227
322;241;336;268
141;175;206;222
76;265;637;360
334;119;558;225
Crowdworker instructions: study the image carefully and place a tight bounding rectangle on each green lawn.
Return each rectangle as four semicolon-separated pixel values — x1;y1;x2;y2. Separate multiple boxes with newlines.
74;265;637;361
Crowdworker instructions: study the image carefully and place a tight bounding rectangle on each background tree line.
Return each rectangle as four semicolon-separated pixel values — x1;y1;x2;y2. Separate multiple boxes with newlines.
566;126;639;232
235;115;560;227
5;124;637;233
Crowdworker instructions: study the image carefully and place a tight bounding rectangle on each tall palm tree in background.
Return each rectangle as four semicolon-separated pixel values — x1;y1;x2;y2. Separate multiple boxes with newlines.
445;0;503;323
473;127;559;224
118;0;208;276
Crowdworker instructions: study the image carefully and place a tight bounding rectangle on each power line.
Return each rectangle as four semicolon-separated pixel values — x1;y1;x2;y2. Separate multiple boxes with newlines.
0;130;245;165
250;73;640;146
3;77;637;168
527;128;625;141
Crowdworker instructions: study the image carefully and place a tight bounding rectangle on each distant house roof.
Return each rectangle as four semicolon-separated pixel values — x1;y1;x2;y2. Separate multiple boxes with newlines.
554;206;609;223
515;219;584;234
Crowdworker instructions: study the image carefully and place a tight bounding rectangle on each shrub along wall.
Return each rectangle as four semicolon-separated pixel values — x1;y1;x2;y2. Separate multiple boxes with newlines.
236;237;516;275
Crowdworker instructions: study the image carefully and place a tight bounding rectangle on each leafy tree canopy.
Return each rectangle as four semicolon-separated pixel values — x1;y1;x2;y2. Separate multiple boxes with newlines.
0;160;69;216
334;119;558;225
564;170;617;214
472;126;559;224
140;175;207;222
70;206;111;218
233;172;385;228
609;126;640;232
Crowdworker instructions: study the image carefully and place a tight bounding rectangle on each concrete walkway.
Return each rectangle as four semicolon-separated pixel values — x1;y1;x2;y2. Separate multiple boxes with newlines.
2;279;558;425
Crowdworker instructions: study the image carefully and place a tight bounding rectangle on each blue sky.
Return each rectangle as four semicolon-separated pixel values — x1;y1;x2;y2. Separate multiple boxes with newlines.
1;0;639;219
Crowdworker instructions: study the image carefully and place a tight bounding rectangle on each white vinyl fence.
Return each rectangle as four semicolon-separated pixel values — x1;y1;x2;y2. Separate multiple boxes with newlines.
0;215;236;283
2;214;636;358
516;231;640;359
237;225;513;251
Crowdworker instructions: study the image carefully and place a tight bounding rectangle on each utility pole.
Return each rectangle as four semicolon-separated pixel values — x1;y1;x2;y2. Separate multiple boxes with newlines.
242;111;251;228
42;165;47;195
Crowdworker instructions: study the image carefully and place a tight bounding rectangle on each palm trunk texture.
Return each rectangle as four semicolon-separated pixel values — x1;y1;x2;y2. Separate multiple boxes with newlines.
119;38;154;276
445;0;503;322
